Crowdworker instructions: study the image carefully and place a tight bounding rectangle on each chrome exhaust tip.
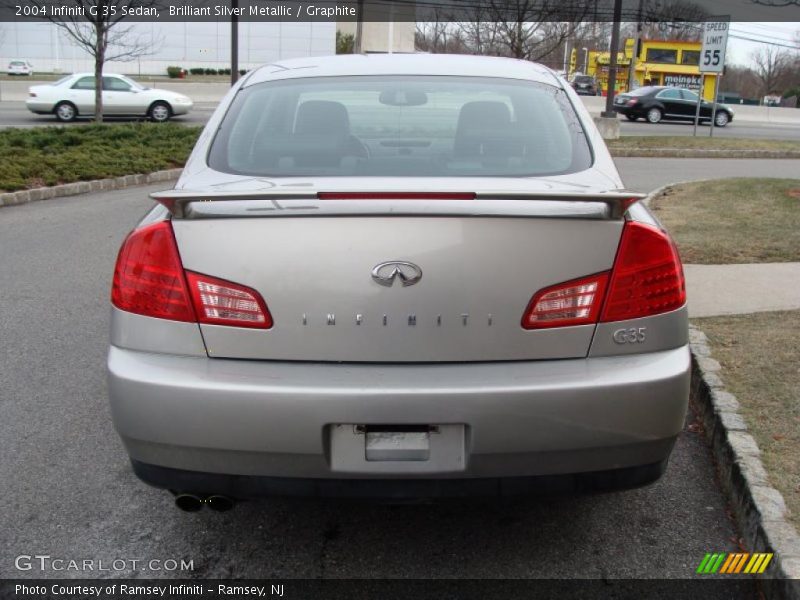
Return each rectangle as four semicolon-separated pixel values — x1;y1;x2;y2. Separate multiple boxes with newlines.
207;495;235;512
174;494;203;512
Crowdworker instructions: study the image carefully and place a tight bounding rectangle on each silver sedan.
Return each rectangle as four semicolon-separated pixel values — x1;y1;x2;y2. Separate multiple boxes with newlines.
26;73;193;122
107;54;689;510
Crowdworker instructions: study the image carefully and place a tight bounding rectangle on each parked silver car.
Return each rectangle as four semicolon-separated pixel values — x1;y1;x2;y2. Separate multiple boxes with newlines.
108;54;689;510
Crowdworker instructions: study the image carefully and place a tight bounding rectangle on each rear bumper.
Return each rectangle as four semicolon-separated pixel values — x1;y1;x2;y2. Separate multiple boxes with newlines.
132;458;669;499
108;345;690;492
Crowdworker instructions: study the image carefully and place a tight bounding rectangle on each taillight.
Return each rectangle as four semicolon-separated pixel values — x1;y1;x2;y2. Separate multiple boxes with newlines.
185;271;272;329
522;273;609;329
600;221;685;322
521;221;685;329
112;221;195;322
112;221;272;329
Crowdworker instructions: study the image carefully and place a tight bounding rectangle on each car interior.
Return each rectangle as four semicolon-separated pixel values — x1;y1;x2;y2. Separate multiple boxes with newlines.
212;77;591;178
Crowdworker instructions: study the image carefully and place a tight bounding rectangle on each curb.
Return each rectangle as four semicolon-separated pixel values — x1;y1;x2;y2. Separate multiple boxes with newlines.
0;168;183;209
610;148;800;159
689;326;800;598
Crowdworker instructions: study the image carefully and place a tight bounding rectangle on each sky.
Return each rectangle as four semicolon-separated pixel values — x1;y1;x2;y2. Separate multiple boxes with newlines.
725;22;799;66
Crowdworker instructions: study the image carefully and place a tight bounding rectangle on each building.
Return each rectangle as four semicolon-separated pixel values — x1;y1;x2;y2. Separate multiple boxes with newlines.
577;38;719;101
0;21;335;76
336;21;415;53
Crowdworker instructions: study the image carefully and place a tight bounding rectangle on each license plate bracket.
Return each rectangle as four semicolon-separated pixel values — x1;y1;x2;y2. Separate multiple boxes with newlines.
329;424;466;474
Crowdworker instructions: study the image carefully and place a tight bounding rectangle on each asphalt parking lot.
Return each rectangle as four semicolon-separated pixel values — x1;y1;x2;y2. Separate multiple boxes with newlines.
3;159;796;588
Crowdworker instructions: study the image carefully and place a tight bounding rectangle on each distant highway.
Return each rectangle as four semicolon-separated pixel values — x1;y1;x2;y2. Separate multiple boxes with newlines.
1;100;800;141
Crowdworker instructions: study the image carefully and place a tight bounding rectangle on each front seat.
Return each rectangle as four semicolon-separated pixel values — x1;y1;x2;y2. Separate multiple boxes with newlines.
292;100;368;166
453;101;515;158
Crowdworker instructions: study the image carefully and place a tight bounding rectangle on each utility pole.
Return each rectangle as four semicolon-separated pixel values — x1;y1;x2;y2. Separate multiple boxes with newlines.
230;0;239;85
601;0;623;118
354;0;364;53
628;0;644;92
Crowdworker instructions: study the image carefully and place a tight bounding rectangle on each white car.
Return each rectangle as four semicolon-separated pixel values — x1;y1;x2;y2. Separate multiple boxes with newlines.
8;60;33;76
26;73;193;122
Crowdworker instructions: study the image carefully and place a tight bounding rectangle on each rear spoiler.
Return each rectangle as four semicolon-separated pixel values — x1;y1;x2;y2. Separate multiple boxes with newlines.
151;190;647;220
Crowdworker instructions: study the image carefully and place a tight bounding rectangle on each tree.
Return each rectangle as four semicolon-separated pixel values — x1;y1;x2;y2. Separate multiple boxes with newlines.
416;0;588;64
32;0;161;122
638;0;709;41
483;0;589;62
721;65;761;100
751;45;793;98
415;8;459;54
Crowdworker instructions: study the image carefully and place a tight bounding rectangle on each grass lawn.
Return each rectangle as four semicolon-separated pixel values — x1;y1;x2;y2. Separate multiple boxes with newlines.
693;311;800;528
0;124;201;192
609;136;800;153
650;178;800;264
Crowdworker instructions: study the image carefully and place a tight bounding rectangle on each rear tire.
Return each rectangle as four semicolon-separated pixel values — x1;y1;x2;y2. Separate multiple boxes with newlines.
148;101;171;123
646;107;663;124
54;102;77;122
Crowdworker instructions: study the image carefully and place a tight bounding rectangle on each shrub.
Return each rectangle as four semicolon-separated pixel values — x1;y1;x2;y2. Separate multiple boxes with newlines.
0;124;202;192
336;31;355;54
221;68;231;75
238;69;247;76
166;66;183;78
189;67;205;76
204;68;218;75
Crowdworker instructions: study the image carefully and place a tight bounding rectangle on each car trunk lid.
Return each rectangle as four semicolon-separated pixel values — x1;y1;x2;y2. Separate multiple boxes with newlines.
165;179;641;363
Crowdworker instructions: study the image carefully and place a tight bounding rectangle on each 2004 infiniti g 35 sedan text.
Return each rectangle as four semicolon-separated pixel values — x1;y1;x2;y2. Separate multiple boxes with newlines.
107;54;689;511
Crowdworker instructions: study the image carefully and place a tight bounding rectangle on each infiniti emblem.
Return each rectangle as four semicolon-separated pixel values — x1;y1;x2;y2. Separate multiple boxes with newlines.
371;261;423;287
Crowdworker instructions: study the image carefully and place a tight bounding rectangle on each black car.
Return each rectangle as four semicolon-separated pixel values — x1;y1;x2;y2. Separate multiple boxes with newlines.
571;74;599;96
613;86;734;127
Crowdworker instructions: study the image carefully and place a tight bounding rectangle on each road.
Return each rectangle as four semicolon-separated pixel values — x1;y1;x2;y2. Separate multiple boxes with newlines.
4;160;793;588
2;100;800;141
619;119;800;141
0;101;216;128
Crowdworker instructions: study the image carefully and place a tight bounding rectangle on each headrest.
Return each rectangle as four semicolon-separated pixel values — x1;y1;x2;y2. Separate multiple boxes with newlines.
295;100;351;137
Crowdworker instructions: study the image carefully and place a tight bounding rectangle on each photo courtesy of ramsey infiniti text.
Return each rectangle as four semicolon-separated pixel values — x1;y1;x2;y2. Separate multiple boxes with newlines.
107;54;689;509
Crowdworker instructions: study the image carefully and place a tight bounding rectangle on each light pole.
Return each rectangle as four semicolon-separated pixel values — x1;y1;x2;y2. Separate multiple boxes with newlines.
601;0;623;118
628;0;645;92
582;47;589;73
230;0;239;86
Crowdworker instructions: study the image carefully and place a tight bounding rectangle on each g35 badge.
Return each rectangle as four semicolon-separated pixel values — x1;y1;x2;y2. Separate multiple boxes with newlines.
613;327;647;344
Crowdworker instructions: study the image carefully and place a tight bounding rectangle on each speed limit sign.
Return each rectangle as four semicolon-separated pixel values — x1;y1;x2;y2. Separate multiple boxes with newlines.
700;21;729;73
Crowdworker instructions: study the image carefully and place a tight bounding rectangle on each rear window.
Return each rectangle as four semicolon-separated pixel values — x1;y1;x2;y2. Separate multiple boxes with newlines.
208;75;592;178
574;76;593;84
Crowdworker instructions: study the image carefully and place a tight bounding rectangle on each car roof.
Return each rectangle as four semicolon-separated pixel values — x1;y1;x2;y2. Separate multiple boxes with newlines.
244;54;560;87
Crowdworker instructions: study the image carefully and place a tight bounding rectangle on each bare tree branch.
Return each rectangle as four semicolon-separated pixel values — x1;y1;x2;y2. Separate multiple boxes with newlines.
751;45;793;98
28;0;163;122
